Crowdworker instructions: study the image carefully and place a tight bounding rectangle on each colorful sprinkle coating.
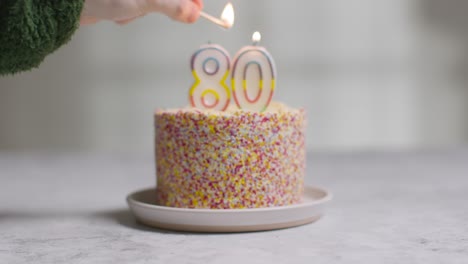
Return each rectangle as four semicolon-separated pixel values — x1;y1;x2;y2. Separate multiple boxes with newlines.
155;102;306;209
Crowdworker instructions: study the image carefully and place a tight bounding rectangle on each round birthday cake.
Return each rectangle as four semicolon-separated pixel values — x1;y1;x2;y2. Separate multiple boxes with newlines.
155;102;306;209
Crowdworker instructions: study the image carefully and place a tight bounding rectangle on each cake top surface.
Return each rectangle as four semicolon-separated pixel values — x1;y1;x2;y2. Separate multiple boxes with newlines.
156;101;303;116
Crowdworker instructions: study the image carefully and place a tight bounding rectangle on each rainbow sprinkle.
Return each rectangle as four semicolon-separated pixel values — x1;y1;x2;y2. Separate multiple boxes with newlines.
155;102;306;209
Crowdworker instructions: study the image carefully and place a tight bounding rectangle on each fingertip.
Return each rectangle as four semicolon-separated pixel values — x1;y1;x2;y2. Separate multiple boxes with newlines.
150;0;201;24
186;4;201;23
175;1;201;24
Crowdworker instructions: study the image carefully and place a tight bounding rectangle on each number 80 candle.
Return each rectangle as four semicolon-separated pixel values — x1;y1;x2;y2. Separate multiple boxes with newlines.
232;31;277;112
190;44;231;111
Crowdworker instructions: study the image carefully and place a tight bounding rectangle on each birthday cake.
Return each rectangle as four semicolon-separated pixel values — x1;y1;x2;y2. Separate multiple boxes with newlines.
154;31;306;209
155;102;306;209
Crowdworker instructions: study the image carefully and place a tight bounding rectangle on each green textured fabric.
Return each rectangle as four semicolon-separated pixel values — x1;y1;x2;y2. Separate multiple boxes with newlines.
0;0;84;75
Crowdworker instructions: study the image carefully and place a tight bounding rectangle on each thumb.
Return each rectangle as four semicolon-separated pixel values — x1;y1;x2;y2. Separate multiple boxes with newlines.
147;0;201;23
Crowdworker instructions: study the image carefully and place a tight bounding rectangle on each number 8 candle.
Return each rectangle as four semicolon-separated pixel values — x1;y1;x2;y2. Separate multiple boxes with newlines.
231;31;277;112
190;43;231;111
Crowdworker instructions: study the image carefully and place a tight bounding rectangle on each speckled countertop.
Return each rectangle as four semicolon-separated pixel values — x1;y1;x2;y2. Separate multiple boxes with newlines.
1;150;467;264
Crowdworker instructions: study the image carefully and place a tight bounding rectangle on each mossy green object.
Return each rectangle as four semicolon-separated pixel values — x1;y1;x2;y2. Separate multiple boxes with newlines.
0;0;84;75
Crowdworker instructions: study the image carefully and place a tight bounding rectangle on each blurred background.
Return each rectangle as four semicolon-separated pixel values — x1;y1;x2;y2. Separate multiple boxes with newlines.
1;0;468;154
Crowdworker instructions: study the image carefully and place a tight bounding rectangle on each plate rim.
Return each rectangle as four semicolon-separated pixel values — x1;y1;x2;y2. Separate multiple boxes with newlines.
135;216;323;233
127;185;332;214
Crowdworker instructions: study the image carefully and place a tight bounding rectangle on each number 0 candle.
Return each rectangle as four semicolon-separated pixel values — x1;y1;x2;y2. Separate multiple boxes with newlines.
190;44;231;111
231;31;277;112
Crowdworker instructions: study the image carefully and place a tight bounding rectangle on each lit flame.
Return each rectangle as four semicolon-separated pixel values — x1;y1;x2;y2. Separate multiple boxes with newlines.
252;31;261;43
221;3;234;28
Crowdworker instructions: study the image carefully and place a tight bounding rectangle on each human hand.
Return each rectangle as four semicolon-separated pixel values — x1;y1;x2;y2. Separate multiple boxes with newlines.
80;0;203;25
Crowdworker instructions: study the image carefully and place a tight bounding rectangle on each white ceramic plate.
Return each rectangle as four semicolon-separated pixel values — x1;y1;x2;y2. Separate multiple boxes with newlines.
127;186;332;233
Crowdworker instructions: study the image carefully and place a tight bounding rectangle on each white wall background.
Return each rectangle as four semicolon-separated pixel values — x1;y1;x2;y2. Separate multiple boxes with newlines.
1;0;468;153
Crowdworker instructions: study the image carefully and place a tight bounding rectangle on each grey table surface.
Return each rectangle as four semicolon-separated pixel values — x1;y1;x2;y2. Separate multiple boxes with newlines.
0;150;467;264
